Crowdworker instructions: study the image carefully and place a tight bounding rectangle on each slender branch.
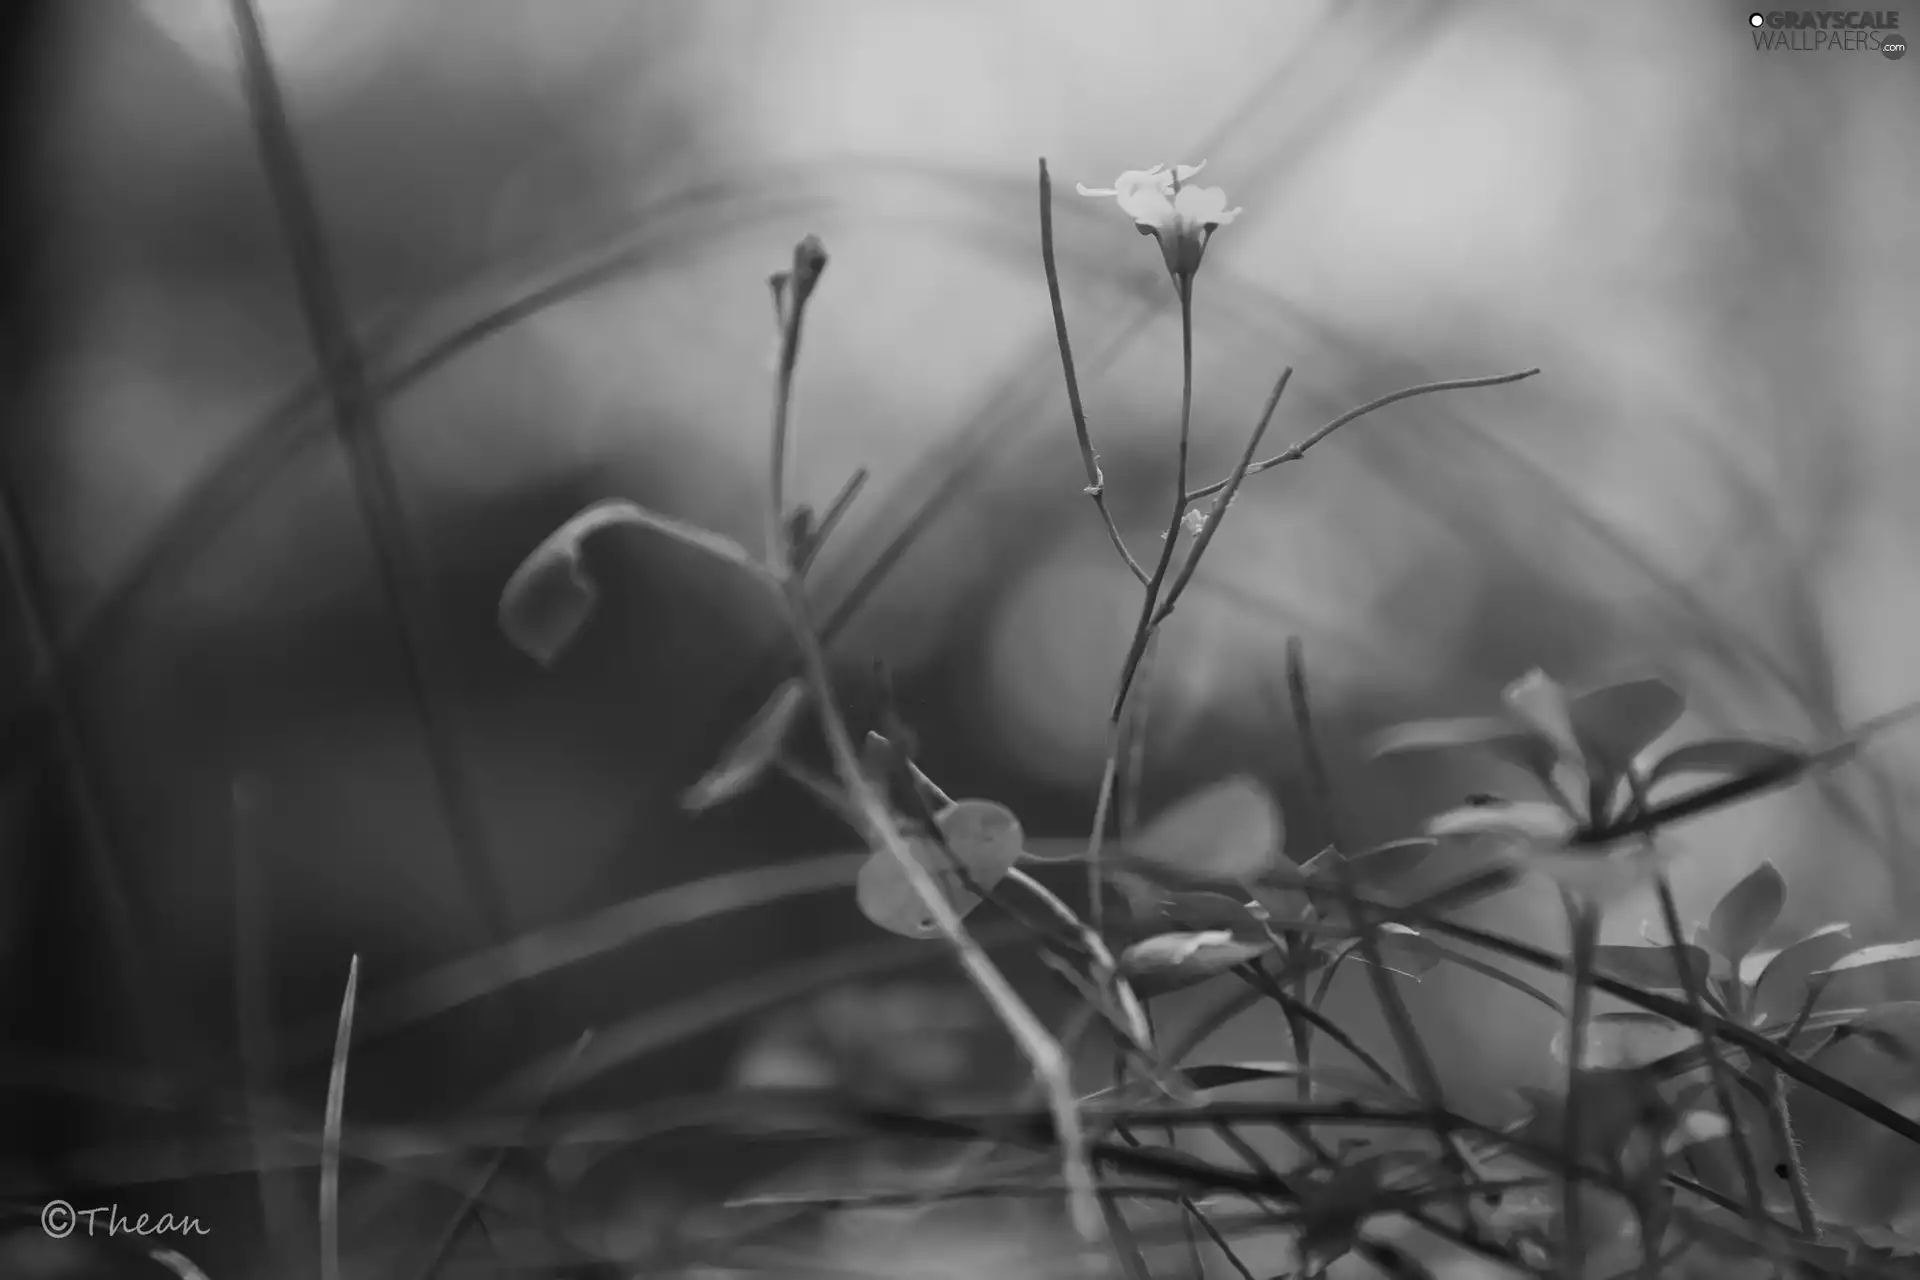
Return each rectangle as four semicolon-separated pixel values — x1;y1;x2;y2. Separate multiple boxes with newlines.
759;239;1098;1244
1080;289;1200;936
798;466;871;575
1038;160;1147;586
1186;368;1542;501
1152;368;1290;626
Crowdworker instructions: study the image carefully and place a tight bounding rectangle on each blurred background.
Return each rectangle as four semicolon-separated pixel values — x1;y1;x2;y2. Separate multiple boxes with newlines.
1;0;1917;1275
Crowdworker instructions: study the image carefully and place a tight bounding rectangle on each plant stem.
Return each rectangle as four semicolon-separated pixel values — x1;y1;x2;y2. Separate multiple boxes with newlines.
1651;874;1790;1279
1038;159;1147;586
1082;280;1198;935
760;240;1098;1244
1560;894;1599;1280
1761;1061;1819;1237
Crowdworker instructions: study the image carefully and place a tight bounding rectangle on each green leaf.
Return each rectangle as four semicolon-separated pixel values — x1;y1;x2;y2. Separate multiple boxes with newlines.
1831;1001;1920;1064
1502;669;1584;773
1706;860;1786;965
1368;714;1558;785
1176;1061;1401;1102
1551;1011;1699;1070
682;679;809;813
1565;676;1686;780
1368;923;1441;976
854;799;1024;939
1814;938;1920;979
1340;838;1437;888
1118;931;1272;995
1647;737;1810;789
1155;889;1265;936
1124;775;1281;883
1380;935;1566;1015
1426;800;1578;845
498;499;764;666
1747;922;1852;1026
1591;942;1712;992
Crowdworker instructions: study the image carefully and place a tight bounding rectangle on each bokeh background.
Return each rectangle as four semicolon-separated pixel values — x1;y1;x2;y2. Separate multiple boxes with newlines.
2;0;1918;1275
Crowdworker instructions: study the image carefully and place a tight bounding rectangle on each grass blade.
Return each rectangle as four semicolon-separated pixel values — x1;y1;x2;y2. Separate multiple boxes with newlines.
321;953;359;1280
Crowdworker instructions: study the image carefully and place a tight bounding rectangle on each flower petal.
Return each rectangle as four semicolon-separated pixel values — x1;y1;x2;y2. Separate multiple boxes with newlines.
1115;178;1176;227
1172;160;1207;182
1173;185;1233;224
1074;184;1118;197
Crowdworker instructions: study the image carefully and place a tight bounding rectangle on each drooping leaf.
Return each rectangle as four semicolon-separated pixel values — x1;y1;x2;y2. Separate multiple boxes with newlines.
1706;860;1787;965
1814;938;1920;979
1124;775;1281;883
854;799;1024;939
1118;931;1272;995
1648;737;1810;789
1566;676;1686;781
498;527;602;665
1748;922;1852;1026
1368;714;1557;785
682;679;810;813
498;499;761;666
1591;942;1712;992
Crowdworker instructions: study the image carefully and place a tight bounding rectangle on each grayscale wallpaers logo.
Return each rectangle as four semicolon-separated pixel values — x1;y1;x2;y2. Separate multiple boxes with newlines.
1748;10;1905;57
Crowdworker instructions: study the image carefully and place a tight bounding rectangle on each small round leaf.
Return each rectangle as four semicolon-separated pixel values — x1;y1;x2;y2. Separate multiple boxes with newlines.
853;799;1025;939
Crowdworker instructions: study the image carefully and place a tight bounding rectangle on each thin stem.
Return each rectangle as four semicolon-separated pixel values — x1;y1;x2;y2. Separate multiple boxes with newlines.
1038;159;1148;586
795;465;870;576
1085;355;1287;939
1173;278;1195;526
1653;875;1789;1278
1287;640;1483;1235
1761;1061;1819;1237
760;239;1097;1244
1185;368;1542;501
1560;894;1598;1280
1152;367;1289;627
1080;319;1195;937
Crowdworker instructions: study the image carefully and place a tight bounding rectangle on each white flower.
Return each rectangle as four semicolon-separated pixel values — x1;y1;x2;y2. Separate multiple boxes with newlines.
1077;161;1241;283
